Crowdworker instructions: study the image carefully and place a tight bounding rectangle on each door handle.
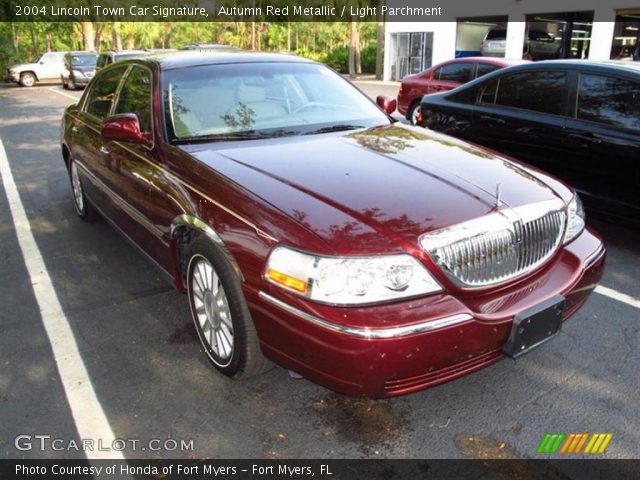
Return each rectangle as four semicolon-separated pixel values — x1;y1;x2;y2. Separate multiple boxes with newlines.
99;145;111;155
571;131;602;145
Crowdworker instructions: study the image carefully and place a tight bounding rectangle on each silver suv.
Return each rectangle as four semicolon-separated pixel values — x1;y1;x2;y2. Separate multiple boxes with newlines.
6;52;67;87
481;28;560;60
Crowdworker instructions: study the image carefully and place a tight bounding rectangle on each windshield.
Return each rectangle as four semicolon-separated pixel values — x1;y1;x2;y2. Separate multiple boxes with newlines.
485;29;507;41
162;62;390;143
70;54;97;67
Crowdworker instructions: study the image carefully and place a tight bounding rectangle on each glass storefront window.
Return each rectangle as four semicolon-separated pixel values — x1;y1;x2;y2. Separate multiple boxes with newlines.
524;12;594;60
391;32;433;81
611;14;640;60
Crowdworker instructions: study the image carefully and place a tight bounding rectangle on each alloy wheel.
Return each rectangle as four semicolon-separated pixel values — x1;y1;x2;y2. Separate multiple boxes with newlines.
70;162;84;214
190;255;234;365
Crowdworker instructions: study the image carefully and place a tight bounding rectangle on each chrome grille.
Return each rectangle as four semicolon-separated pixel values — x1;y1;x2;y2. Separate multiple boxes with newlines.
420;201;566;287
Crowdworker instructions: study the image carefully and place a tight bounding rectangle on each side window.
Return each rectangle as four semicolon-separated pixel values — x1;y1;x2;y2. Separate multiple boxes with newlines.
496;71;566;115
97;55;106;69
438;63;474;83
40;53;59;64
478;79;498;104
114;66;152;133
577;74;640;131
84;67;126;120
475;63;500;79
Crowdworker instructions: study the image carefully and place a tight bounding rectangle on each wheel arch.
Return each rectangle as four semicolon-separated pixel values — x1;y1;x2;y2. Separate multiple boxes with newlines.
20;70;38;81
169;214;244;292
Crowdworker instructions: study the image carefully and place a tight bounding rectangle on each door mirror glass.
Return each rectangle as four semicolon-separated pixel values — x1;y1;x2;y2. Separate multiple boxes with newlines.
101;114;150;145
376;95;397;115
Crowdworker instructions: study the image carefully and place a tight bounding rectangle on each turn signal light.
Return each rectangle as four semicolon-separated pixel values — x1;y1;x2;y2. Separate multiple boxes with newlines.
266;268;308;294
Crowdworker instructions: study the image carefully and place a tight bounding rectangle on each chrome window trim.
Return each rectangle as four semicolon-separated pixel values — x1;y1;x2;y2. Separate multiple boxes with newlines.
258;291;473;339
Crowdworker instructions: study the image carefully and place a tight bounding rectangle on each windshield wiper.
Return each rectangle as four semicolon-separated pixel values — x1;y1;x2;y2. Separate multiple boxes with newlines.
176;129;300;144
304;124;365;135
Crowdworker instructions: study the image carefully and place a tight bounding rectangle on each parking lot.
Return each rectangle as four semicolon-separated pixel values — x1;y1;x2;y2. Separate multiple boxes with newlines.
0;82;638;462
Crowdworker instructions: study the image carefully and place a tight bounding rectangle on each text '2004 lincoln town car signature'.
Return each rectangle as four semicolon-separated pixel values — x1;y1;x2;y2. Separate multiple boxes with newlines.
61;52;605;397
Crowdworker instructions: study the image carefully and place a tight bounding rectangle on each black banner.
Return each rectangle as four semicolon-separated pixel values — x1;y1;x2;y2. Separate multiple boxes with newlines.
2;459;640;480
1;0;450;22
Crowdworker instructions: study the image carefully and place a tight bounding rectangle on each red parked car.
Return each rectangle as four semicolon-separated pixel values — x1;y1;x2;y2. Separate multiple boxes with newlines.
61;53;605;397
398;57;528;124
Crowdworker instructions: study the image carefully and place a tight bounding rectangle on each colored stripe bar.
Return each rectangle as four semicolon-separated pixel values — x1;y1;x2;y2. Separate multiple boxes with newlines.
560;434;575;453
537;433;553;454
598;434;613;453
574;433;590;454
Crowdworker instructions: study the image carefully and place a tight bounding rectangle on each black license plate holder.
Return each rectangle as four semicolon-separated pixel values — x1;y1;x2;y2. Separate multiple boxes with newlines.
502;295;565;358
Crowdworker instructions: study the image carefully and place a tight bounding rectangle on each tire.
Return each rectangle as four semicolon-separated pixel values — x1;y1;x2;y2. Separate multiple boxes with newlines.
187;237;272;379
68;159;99;222
62;76;68;89
408;101;422;126
19;72;36;87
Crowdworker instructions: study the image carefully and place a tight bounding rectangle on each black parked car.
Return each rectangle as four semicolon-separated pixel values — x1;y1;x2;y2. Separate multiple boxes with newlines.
419;60;640;224
61;52;97;90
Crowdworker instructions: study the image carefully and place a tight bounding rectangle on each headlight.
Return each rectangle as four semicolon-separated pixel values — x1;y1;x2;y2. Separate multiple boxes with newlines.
564;194;585;244
265;246;441;305
9;69;16;74
72;70;84;77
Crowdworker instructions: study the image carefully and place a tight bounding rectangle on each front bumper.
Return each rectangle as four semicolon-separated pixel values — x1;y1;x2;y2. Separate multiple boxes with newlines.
72;75;91;86
248;227;605;397
5;72;20;83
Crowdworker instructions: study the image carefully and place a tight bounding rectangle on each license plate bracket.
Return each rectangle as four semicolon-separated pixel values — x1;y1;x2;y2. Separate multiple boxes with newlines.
502;295;565;358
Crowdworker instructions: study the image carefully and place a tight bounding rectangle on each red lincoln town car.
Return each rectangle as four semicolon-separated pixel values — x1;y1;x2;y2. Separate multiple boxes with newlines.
397;57;528;124
61;52;605;397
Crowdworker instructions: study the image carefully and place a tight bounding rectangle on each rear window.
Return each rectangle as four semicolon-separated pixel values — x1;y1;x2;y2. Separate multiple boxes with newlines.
485;29;507;41
495;71;567;115
577;74;640;131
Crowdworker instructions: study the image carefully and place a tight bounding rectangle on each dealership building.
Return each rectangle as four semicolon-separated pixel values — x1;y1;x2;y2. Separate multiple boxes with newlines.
383;0;640;81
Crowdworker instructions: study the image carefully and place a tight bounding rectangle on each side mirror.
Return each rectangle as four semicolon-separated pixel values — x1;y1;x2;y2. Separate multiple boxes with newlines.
101;114;150;145
376;95;397;115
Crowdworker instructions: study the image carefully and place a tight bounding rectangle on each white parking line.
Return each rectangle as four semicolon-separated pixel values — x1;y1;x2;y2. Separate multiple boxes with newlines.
595;285;640;310
48;86;81;101
0;139;123;460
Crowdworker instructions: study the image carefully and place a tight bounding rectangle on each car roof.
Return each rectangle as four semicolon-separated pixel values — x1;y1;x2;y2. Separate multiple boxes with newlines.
500;59;640;75
100;50;148;55
448;57;529;66
131;51;315;70
68;51;97;56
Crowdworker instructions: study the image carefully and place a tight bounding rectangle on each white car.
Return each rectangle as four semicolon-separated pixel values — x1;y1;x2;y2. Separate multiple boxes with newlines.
6;52;67;87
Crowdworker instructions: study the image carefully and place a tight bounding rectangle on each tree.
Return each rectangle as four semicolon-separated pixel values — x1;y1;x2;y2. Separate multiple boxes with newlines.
81;20;95;51
112;22;122;50
375;0;384;79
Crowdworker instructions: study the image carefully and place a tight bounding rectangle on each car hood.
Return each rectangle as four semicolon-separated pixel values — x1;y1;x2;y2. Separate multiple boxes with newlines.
9;62;39;71
182;124;570;254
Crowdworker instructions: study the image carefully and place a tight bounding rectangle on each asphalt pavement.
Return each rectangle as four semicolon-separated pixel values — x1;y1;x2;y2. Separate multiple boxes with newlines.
0;82;638;464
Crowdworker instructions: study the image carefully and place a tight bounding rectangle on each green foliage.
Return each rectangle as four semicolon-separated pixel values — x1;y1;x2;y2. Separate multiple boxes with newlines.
325;45;349;73
361;42;377;73
0;21;378;74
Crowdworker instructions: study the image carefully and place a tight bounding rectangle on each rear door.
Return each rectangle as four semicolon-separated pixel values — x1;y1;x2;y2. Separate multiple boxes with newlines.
73;65;128;218
564;71;640;215
471;69;569;173
38;52;65;80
